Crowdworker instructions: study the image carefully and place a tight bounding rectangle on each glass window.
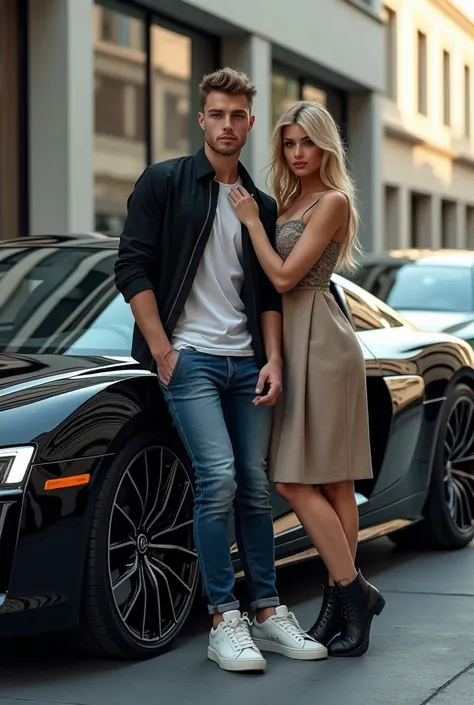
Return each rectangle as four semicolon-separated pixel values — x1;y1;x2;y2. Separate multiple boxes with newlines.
344;290;389;331
417;31;428;115
340;280;403;331
100;8;145;51
93;3;147;233
302;84;327;106
386;265;474;313
151;25;191;162
349;263;402;303
272;73;299;127
0;244;133;357
272;68;345;132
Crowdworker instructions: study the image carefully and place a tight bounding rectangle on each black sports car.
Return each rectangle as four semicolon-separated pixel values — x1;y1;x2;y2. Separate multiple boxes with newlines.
1;235;474;660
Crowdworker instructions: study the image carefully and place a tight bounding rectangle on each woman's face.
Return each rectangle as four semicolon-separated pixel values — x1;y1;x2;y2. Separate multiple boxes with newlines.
282;123;323;178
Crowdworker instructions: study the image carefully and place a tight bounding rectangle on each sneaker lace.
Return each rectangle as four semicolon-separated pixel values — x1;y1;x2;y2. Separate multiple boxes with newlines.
273;612;310;642
223;614;255;651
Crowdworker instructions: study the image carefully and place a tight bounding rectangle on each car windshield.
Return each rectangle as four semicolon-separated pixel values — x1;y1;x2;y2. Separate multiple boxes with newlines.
386;264;474;313
0;245;134;356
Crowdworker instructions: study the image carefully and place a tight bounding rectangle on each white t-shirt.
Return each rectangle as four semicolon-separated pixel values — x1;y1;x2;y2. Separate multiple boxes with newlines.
171;179;253;356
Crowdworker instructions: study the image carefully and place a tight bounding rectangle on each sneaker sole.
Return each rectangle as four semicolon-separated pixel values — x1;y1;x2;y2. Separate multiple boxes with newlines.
252;639;328;661
207;647;267;672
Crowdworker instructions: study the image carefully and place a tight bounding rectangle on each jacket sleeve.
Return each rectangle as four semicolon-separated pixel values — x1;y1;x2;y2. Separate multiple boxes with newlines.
114;166;166;303
260;199;283;314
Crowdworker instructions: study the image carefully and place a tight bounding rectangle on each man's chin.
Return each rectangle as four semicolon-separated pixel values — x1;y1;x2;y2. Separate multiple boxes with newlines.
209;140;242;156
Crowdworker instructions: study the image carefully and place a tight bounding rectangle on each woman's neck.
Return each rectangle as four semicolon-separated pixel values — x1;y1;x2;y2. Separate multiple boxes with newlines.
298;173;326;196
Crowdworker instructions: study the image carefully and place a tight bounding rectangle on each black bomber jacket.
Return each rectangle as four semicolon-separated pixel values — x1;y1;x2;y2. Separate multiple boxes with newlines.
114;148;282;371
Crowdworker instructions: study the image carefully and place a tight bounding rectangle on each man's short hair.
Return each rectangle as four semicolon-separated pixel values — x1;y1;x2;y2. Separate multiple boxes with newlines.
199;68;257;111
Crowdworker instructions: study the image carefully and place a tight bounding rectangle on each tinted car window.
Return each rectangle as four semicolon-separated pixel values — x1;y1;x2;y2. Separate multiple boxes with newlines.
0;245;134;356
342;287;404;332
386;264;473;312
349;263;404;302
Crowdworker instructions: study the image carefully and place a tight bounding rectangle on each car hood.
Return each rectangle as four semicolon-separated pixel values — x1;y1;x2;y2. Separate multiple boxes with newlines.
398;310;474;333
0;352;137;397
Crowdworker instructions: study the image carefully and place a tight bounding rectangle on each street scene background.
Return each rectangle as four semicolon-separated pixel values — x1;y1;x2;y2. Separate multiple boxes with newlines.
1;1;474;704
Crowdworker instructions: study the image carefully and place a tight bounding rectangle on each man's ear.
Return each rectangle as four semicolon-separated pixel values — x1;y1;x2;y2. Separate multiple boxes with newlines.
249;115;256;131
198;112;205;131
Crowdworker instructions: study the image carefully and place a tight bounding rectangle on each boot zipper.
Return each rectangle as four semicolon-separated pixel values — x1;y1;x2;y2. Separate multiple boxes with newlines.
165;179;213;329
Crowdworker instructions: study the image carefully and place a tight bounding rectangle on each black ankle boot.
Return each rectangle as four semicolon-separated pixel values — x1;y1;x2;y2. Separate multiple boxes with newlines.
308;585;342;646
328;571;385;657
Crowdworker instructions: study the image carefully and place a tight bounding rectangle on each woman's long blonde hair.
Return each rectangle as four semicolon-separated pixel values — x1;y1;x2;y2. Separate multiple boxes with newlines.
268;101;360;271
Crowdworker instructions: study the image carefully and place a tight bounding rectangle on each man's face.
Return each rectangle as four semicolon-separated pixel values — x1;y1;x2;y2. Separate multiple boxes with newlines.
198;91;255;156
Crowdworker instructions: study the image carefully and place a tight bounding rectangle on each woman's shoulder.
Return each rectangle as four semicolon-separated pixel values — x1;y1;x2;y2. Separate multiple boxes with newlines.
305;190;348;223
318;189;348;210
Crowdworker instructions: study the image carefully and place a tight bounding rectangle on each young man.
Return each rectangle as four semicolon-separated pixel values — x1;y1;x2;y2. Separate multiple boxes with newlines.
114;68;327;671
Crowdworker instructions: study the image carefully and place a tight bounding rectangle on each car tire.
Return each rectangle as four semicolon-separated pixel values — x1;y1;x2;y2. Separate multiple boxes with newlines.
70;429;199;659
390;383;474;550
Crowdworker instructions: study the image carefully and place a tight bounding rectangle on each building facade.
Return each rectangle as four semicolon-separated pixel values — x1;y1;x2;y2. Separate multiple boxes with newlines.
0;0;385;251
382;0;474;249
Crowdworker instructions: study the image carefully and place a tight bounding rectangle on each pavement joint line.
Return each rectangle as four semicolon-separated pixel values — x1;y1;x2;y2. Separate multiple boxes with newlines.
419;660;474;704
0;698;87;705
378;589;474;597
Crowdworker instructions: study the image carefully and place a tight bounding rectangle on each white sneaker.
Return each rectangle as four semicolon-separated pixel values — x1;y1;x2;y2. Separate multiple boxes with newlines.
208;610;267;672
251;605;328;660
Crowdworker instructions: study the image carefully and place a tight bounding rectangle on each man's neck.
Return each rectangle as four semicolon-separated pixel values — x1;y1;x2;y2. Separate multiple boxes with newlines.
204;142;240;184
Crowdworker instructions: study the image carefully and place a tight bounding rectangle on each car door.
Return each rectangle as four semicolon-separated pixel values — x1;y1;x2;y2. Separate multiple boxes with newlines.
335;277;427;505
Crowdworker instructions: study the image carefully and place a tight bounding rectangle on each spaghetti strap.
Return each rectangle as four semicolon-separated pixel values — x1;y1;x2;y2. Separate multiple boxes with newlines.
301;198;322;220
302;191;350;240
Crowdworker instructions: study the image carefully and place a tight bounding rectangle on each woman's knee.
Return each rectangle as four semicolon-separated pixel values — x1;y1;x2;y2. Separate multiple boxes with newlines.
321;481;355;504
276;482;308;502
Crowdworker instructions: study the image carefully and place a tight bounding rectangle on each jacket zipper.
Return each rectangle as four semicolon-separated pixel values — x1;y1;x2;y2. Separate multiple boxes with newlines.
165;179;213;329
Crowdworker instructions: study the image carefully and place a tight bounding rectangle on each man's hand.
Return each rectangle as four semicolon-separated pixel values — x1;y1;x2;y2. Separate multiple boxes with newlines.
253;358;283;406
154;347;179;385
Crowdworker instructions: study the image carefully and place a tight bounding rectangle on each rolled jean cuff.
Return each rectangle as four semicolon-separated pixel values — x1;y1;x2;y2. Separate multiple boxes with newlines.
250;596;280;612
207;600;240;615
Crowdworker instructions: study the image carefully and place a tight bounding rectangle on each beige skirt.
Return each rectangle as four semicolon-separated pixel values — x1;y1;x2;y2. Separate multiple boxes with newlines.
269;287;373;485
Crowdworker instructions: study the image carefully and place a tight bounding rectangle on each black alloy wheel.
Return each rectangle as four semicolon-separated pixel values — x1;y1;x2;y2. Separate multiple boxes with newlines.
75;430;199;659
442;390;474;535
391;383;474;550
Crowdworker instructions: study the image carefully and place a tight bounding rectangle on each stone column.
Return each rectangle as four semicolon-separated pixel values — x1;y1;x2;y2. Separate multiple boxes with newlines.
221;35;272;191
347;91;384;253
29;0;94;234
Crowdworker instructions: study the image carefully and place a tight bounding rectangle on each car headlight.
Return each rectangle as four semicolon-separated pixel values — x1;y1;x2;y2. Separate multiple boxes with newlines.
0;447;35;487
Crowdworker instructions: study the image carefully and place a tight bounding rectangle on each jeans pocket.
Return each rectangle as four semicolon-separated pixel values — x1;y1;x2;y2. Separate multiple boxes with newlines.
159;350;183;389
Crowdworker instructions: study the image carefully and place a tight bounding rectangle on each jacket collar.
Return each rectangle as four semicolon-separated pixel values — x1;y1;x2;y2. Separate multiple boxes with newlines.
193;147;256;193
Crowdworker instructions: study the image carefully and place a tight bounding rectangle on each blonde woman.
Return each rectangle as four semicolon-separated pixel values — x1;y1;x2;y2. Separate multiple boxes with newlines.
228;101;385;657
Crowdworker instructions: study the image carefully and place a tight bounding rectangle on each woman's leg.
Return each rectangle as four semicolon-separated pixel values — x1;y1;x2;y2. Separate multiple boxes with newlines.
276;482;357;584
320;481;359;584
276;481;384;656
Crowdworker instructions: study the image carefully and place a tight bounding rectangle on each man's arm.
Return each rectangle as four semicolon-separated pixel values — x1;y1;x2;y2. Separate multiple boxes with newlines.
258;199;282;316
254;200;283;406
114;167;176;381
261;311;282;366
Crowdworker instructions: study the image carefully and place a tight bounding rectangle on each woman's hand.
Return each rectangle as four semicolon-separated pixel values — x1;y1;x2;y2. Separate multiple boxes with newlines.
228;186;260;228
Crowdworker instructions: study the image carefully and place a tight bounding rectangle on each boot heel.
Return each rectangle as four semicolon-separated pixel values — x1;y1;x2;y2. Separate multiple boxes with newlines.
374;595;385;616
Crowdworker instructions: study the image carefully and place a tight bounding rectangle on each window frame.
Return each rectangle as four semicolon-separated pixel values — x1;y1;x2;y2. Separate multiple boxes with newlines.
93;0;219;231
272;61;348;139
